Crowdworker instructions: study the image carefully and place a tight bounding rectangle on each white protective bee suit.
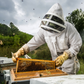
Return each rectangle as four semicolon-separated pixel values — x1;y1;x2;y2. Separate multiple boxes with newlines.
22;3;82;74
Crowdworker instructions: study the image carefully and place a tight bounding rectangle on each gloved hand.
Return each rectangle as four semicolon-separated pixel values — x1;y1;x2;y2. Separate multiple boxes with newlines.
12;48;24;63
12;44;29;63
54;51;69;67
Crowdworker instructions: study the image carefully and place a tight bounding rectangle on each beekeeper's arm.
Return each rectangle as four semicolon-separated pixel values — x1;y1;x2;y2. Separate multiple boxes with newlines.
12;29;45;62
55;22;82;67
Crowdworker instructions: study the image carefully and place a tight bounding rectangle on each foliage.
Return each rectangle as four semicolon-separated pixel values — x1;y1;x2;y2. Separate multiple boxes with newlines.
77;43;84;59
1;81;5;84
0;23;12;36
10;22;19;35
18;31;33;44
0;46;21;58
0;22;33;58
0;22;19;36
77;59;84;74
0;23;33;46
28;44;51;60
66;9;84;38
13;35;20;46
66;9;84;59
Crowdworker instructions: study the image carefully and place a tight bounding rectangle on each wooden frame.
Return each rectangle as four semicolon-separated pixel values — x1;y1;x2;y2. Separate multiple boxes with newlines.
16;58;56;73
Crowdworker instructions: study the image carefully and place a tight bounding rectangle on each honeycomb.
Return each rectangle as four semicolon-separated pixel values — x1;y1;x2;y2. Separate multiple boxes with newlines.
17;60;46;72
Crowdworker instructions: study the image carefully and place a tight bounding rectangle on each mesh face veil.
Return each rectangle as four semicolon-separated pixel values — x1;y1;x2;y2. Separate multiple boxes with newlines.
40;3;66;33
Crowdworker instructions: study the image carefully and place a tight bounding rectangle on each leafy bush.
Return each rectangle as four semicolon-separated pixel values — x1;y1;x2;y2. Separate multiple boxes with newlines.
77;59;84;74
18;31;33;44
0;23;12;36
28;44;51;60
0;46;21;58
78;43;84;59
13;35;20;46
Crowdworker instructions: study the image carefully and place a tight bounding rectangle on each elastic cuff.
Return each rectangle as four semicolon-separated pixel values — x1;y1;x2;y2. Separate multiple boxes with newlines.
64;50;73;58
22;44;29;54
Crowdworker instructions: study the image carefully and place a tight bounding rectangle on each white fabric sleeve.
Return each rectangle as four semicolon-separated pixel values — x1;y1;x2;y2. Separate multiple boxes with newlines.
22;28;45;52
65;22;82;57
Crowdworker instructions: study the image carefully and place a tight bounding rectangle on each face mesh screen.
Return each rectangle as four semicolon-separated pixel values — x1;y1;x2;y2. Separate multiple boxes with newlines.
51;15;64;25
48;22;65;31
43;14;51;19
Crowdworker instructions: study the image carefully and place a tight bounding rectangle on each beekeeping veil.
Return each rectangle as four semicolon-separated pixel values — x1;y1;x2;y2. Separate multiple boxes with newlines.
40;3;66;33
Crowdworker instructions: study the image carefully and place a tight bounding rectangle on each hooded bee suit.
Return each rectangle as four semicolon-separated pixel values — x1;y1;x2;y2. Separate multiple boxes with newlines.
22;3;82;74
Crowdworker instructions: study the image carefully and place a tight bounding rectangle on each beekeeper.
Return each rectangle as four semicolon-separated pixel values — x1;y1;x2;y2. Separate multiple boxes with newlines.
12;3;82;74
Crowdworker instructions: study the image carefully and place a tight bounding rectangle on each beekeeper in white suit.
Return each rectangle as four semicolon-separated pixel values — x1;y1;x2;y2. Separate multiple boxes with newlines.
12;3;82;74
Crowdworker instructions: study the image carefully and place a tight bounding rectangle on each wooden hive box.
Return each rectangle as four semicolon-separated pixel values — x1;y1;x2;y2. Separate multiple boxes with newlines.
11;68;67;81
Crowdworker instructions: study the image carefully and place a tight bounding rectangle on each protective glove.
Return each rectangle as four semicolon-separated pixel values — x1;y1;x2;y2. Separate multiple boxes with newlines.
12;48;24;63
12;44;29;63
54;51;69;67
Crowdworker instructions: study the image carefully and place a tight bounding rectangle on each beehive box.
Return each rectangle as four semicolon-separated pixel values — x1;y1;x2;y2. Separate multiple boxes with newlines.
0;57;16;71
11;68;67;81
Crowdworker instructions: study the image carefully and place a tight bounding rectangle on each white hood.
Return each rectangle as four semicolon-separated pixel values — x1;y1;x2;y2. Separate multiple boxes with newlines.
40;3;66;33
46;3;64;21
